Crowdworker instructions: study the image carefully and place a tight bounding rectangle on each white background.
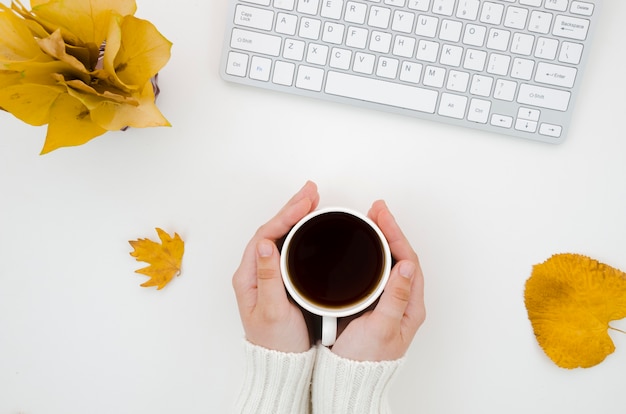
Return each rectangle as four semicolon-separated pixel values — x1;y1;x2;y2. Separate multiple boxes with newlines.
1;0;625;413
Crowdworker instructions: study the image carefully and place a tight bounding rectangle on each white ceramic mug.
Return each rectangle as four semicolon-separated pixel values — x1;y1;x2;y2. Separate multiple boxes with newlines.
280;207;392;346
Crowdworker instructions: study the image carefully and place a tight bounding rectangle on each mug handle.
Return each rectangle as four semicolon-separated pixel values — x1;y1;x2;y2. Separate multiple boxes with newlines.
321;316;337;346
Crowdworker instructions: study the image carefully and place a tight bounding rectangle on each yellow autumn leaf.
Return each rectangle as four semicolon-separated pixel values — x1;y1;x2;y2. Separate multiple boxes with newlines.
0;3;51;63
19;0;137;47
524;253;626;369
129;228;185;290
0;83;65;125
103;14;172;90
35;29;90;74
40;92;107;154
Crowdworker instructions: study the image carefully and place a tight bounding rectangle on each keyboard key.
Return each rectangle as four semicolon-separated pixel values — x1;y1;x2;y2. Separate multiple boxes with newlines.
368;6;392;28
415;15;439;37
250;56;272;81
407;0;430;11
544;0;568;12
539;123;563;137
570;1;595;16
297;0;320;14
535;62;577;88
467;98;491;123
456;0;480;20
517;83;571;111
480;2;504;25
558;42;584;64
438;93;468;119
515;118;538;133
274;0;295;10
486;28;511;51
273;61;296;85
552;15;590;40
432;0;455;16
446;70;470;92
399;61;423;83
325;71;438;113
504;7;528;29
321;0;344;18
234;5;275;31
230;28;282;56
491;114;514;128
242;0;271;5
528;10;553;34
493;79;516;101
345;1;367;23
296;65;325;90
226;51;249;77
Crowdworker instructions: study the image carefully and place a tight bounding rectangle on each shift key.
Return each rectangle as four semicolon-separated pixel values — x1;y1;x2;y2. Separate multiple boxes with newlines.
230;28;282;56
517;84;571;111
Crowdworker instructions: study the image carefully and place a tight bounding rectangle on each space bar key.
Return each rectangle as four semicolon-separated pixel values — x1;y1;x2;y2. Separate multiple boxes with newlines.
325;71;438;114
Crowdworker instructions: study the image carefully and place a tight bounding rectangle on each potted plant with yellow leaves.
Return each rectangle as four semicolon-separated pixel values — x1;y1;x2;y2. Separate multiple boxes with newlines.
0;0;172;154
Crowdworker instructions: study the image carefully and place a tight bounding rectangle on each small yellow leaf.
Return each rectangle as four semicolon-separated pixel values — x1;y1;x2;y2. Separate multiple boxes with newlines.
129;228;185;290
40;93;107;154
524;253;626;369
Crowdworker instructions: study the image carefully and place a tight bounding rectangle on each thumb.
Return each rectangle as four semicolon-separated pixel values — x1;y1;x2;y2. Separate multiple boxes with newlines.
372;260;415;325
255;239;289;309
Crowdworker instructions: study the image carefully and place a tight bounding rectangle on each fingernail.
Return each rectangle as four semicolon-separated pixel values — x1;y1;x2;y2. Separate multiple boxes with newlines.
257;240;274;257
399;261;415;279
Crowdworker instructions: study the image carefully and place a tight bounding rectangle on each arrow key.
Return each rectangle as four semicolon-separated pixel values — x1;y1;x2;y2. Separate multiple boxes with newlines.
539;123;563;138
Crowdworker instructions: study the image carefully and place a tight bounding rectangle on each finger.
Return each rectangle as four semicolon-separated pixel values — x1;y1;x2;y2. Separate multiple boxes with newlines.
372;260;416;325
255;239;289;313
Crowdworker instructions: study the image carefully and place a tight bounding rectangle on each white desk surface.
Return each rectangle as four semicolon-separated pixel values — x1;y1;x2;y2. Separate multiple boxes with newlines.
1;1;625;413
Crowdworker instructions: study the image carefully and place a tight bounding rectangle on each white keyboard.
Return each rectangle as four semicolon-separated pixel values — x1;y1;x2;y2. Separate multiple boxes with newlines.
220;0;601;143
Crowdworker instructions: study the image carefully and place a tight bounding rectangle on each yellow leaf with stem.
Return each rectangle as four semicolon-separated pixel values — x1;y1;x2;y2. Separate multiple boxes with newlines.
129;228;185;290
40;92;107;154
525;253;626;369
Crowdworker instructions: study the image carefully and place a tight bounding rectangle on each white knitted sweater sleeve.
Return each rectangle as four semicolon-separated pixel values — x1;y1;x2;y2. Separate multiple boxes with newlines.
234;341;317;414
312;345;404;414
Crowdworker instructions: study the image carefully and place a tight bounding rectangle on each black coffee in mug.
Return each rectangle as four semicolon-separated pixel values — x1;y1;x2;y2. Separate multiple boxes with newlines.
285;211;386;308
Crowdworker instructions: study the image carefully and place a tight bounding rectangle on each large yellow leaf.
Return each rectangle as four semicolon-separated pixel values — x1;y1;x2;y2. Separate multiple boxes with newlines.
0;4;51;63
35;29;89;74
524;253;626;369
104;15;172;90
129;228;185;290
0;83;64;125
26;0;137;46
40;92;107;154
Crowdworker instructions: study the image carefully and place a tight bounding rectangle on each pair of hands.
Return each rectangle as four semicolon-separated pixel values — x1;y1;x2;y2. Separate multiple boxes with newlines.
232;181;426;361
